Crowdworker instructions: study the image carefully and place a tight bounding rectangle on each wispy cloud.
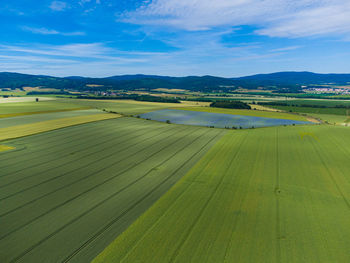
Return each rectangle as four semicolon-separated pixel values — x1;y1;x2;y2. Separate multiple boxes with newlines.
22;26;85;36
0;42;159;76
79;0;101;5
123;0;350;38
49;1;67;11
270;46;302;52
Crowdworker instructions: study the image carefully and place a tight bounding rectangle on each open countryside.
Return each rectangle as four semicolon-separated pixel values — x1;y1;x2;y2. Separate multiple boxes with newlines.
2;1;350;262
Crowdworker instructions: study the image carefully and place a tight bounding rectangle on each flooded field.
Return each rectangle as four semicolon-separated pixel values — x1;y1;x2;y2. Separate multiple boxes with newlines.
139;109;311;128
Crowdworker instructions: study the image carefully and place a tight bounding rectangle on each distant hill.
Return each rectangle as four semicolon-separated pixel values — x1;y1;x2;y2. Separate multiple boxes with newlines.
238;71;350;85
1;71;350;93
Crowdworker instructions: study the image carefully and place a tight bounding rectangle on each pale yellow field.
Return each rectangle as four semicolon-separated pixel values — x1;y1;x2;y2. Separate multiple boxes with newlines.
249;104;280;112
0;97;55;104
0;113;120;141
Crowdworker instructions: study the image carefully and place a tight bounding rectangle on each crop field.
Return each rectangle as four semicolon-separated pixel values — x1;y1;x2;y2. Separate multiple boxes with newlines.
0;113;120;141
94;124;350;263
0;99;90;117
0;109;103;128
263;99;350;116
0;117;224;262
140;109;311;129
307;113;349;125
0;97;55;103
71;99;209;115
274;99;350;107
175;106;307;121
0;90;27;96
269;105;350;116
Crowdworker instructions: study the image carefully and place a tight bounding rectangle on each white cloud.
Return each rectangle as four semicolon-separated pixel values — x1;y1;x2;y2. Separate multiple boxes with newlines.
0;40;246;77
0;43;155;63
123;0;350;38
22;26;85;36
0;43;155;77
79;0;101;6
49;1;67;11
270;46;302;52
256;3;350;37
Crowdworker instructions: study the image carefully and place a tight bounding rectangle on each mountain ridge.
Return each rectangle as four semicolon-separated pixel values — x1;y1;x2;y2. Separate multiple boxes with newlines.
1;71;350;92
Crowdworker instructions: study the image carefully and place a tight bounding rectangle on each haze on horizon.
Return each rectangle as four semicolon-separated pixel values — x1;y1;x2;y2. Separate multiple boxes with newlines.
1;0;350;77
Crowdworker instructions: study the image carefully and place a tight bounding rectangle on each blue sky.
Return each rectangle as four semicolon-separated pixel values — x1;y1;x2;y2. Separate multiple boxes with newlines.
1;0;350;77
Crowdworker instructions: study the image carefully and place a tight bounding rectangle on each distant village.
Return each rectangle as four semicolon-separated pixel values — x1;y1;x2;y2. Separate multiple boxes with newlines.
303;86;350;95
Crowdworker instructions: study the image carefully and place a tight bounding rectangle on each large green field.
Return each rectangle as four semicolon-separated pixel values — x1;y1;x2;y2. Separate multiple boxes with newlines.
94;125;350;263
0;118;224;262
70;99;206;115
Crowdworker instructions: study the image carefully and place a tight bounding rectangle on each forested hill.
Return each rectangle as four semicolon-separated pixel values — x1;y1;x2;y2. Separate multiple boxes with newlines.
1;71;350;92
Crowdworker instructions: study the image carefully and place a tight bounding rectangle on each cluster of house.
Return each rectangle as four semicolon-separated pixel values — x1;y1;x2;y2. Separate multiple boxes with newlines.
303;87;350;94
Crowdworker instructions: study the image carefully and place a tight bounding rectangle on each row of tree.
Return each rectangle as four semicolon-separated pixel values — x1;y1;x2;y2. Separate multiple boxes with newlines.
210;101;251;109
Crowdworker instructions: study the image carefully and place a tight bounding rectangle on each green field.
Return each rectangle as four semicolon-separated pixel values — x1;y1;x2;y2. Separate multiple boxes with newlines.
69;99;200;115
94;125;350;263
0;99;89;117
0;109;104;128
263;99;350;117
0;113;120;141
0;118;224;262
276;99;350;107
269;105;350;116
307;113;348;125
